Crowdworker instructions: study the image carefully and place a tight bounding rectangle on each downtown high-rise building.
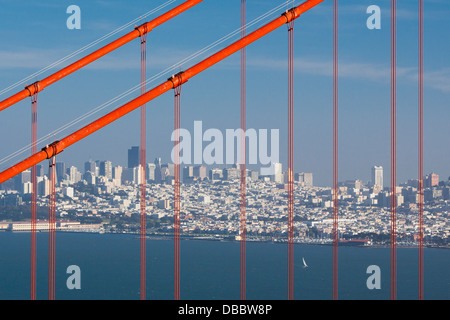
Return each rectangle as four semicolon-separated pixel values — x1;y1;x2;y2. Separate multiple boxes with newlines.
371;166;383;189
55;162;66;182
132;165;144;185
100;161;112;179
295;172;313;187
425;172;439;188
113;166;123;181
84;171;95;185
128;146;139;169
273;162;283;184
36;164;44;177
154;158;162;183
84;160;96;175
147;163;156;181
194;165;207;180
183;166;194;181
68;166;82;184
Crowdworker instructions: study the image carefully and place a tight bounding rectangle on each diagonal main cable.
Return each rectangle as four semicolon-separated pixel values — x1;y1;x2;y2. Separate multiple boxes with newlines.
139;26;148;301
0;0;176;98
0;1;294;171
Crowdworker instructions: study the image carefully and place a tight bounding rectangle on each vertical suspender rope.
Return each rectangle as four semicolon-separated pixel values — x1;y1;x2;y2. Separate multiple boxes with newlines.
333;0;339;301
30;82;39;300
48;154;56;300
240;0;247;301
139;25;148;301
173;77;182;300
391;0;397;301
418;0;424;301
287;15;295;302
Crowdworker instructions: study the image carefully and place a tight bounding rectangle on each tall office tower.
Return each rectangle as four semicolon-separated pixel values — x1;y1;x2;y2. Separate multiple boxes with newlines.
94;161;100;176
84;160;96;175
273;162;283;184
194;165;207;180
371;166;384;189
100;161;113;179
38;176;49;197
23;181;32;195
166;163;175;176
154;158;162;183
147;163;156;181
425;173;439;188
55;162;66;182
15;170;31;191
83;171;96;185
68;166;82;184
36;164;44;177
133;165;143;185
113;166;123;181
302;172;314;187
160;166;170;182
295;172;313;187
183;166;194;181
128;146;140;169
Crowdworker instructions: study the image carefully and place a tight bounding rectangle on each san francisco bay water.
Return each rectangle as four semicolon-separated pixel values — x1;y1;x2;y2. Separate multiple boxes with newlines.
0;232;448;300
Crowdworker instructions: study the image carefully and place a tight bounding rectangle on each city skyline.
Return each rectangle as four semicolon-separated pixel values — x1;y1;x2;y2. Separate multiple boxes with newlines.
1;147;448;248
2;144;447;192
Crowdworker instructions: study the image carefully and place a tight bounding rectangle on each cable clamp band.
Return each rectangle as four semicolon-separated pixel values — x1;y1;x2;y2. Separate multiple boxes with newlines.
282;8;299;24
42;141;62;159
168;72;187;89
25;81;41;98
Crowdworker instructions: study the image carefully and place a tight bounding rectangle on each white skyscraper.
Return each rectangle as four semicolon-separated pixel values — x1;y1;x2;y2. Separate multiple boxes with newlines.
133;165;143;185
100;161;113;179
273;162;283;184
372;166;383;189
69;166;81;184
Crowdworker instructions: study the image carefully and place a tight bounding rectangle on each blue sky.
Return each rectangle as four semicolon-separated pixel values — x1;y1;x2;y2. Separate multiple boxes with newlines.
0;0;448;187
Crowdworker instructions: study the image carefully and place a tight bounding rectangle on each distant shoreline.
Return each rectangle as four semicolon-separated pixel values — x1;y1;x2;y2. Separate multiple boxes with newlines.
2;229;448;250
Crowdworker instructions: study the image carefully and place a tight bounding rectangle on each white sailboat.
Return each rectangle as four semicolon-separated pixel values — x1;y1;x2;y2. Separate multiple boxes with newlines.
302;257;308;268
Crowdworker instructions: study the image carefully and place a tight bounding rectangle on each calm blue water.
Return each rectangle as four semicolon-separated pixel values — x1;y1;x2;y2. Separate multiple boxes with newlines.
0;232;448;300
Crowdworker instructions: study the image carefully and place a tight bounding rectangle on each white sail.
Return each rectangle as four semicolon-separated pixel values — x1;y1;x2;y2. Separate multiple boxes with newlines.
302;257;308;268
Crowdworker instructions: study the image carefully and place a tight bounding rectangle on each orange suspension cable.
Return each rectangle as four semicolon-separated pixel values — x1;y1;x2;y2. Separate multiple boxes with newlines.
139;26;148;301
391;0;397;301
0;0;325;187
30;84;38;300
173;78;182;300
48;155;56;300
287;17;295;301
0;0;205;113
418;0;424;301
332;0;339;301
